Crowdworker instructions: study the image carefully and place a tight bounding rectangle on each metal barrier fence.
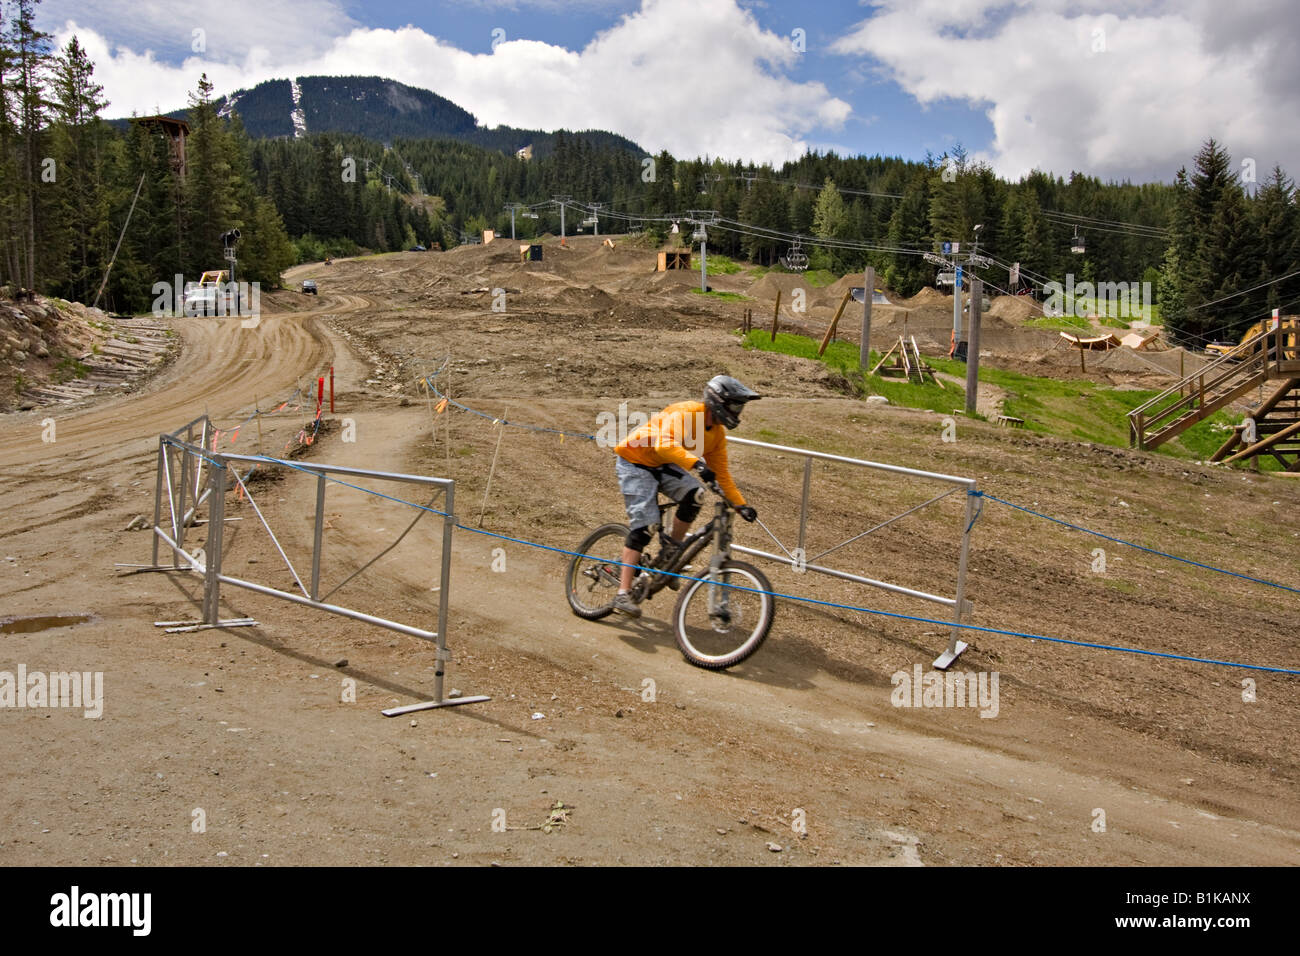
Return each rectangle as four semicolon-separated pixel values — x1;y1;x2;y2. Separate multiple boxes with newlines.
726;436;978;669
140;416;487;715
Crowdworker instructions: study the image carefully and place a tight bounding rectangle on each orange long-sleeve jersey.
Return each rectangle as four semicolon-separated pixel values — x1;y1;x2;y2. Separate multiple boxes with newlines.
614;400;746;506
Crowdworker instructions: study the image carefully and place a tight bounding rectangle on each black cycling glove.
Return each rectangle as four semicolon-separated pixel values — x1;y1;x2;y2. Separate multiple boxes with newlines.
736;505;757;523
693;461;716;484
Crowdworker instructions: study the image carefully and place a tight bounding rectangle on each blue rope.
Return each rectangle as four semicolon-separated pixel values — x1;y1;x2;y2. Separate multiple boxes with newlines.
226;454;1299;677
976;492;1300;595
966;490;984;533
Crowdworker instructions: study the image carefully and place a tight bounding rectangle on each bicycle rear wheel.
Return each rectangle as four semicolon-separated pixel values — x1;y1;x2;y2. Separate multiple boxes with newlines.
672;560;775;669
566;523;630;620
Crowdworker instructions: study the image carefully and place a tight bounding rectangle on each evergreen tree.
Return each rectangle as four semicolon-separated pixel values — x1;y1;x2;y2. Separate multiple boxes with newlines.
1251;166;1299;314
48;35;110;302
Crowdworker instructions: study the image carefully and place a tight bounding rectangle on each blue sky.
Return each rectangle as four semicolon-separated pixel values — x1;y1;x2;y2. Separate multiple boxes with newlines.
38;0;1300;184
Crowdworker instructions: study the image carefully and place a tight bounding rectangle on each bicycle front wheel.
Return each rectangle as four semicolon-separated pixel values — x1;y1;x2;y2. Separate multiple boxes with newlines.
673;560;775;669
566;522;630;620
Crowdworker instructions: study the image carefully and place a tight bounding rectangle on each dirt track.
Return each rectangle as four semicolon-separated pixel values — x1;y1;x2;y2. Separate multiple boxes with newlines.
1;241;1297;866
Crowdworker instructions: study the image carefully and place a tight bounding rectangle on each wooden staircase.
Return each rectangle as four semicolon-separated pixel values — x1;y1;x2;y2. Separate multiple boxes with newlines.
1129;319;1300;458
1210;376;1300;469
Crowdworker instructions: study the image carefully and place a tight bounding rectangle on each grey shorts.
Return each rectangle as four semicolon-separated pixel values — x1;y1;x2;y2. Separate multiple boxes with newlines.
615;456;702;531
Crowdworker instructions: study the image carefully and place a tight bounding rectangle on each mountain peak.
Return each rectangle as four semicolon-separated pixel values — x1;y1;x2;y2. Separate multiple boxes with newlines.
168;75;643;158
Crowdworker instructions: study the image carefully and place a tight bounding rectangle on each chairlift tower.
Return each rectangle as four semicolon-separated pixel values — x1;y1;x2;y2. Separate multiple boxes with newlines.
687;210;718;293
927;226;991;355
553;196;571;242
583;202;605;237
505;202;524;240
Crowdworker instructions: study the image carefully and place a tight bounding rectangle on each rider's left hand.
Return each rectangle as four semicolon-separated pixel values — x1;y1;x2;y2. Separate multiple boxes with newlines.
736;505;757;523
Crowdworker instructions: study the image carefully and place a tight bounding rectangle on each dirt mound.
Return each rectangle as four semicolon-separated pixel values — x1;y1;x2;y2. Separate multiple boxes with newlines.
987;295;1043;323
551;285;619;311
748;273;825;307
898;286;948;308
822;272;897;304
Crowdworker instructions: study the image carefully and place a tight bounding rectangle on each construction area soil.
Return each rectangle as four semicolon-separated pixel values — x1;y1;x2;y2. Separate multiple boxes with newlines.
1;236;1296;867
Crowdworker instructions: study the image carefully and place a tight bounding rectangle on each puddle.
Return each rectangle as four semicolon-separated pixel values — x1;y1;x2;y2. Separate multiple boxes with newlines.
0;614;94;635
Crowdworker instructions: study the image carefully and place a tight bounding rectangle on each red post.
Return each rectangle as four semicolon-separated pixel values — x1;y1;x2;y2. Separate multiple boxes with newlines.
317;376;324;417
329;365;335;413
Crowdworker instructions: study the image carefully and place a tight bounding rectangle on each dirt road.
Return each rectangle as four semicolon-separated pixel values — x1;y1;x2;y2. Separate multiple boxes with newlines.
2;245;1296;866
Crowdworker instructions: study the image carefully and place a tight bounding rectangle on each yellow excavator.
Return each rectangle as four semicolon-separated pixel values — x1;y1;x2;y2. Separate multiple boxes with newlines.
1206;315;1299;357
181;270;231;315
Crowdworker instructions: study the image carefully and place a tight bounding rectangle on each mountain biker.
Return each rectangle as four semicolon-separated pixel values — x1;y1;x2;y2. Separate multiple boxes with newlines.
610;375;761;618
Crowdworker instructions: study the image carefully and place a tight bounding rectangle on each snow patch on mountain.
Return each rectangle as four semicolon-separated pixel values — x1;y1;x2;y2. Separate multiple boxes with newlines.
290;78;306;139
217;91;241;119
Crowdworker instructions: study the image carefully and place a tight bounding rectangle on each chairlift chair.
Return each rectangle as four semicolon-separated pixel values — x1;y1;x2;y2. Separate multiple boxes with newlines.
779;240;809;271
1071;228;1086;255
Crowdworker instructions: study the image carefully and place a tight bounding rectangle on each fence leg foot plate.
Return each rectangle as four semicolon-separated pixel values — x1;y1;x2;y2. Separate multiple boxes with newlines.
154;618;259;633
382;695;491;717
932;641;969;670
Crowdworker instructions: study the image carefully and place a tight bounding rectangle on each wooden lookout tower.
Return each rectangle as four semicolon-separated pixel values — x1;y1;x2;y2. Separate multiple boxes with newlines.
132;115;191;180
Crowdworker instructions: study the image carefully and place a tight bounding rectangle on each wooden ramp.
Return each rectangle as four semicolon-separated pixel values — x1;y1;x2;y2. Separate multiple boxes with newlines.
871;335;942;386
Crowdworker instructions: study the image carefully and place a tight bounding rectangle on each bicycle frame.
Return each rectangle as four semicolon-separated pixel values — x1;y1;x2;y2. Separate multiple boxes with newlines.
639;492;733;601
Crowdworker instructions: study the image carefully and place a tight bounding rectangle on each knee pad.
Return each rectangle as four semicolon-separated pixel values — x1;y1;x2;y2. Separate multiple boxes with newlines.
625;526;652;551
676;487;704;524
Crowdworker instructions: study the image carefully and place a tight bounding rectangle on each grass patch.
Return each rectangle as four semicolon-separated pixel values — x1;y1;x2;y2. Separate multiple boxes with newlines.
699;253;742;275
690;288;751;302
927;355;1238;456
743;330;962;414
803;269;836;288
52;356;88;384
746;327;1244;459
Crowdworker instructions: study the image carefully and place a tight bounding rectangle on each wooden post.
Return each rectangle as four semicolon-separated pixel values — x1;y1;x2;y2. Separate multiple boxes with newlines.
818;290;854;357
861;265;875;371
771;289;781;342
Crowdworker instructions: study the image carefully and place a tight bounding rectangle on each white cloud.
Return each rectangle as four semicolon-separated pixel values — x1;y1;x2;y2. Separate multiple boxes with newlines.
831;0;1300;183
55;0;850;165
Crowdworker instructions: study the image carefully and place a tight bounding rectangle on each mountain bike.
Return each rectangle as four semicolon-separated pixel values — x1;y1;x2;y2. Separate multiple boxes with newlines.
565;482;775;669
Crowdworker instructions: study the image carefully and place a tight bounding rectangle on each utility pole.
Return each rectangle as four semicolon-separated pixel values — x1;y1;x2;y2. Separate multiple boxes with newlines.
861;265;875;371
505;203;521;240
965;279;983;414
